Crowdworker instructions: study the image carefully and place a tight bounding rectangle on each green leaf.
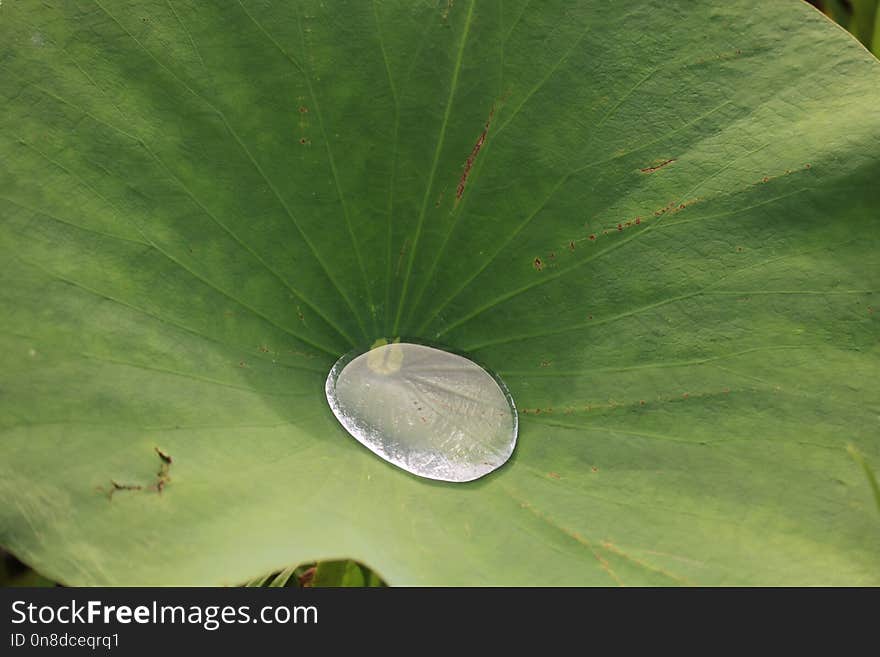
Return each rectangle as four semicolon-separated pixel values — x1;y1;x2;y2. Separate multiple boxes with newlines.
311;560;385;587
267;564;299;587
847;445;880;513
850;0;879;51
873;4;880;56
822;0;856;30
244;572;275;588
1;0;879;586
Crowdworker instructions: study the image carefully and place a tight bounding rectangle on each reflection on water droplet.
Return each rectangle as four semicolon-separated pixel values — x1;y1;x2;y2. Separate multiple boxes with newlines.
325;341;518;482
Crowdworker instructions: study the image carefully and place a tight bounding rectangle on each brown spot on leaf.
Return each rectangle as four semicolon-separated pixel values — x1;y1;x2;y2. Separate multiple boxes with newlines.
100;480;142;501
154;447;172;465
456;105;495;201
100;447;174;500
153;447;173;493
533;257;543;271
639;158;676;174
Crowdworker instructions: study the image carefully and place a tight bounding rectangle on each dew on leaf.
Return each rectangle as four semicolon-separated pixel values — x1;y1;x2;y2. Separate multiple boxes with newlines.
325;341;517;482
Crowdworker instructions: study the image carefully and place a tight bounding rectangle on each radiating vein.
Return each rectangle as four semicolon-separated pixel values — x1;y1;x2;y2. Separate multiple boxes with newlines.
493;21;593;138
165;0;204;66
79;353;318;397
294;2;377;335
392;0;476;335
462;234;840;350
93;0;366;344
0;272;328;372
415;100;733;334
16;128;354;352
0;194;148;246
500;484;624;586
498;344;818;377
435;140;772;339
24;242;341;358
372;0;400;333
406;14;596;317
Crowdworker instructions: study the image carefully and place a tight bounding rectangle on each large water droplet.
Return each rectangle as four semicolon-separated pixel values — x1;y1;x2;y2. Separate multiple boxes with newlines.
325;341;518;482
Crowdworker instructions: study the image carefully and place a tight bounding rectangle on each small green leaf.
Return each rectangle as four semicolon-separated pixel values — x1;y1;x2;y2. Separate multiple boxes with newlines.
267;565;300;588
850;0;879;50
311;560;385;588
873;4;880;56
848;444;880;513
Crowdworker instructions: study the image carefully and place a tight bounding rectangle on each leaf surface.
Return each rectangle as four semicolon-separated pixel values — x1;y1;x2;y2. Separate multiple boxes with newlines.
1;0;879;585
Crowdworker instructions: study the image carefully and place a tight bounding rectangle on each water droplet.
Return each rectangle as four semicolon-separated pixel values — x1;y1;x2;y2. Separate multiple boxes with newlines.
325;341;517;482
